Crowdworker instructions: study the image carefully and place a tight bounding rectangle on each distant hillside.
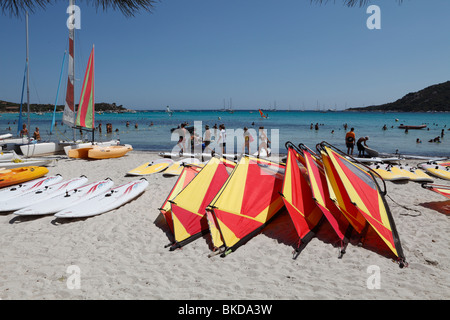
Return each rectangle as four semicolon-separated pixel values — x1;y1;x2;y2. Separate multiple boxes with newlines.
348;81;450;112
0;100;130;113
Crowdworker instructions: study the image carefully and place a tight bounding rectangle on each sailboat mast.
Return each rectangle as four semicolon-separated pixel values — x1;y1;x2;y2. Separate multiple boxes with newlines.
25;11;30;143
71;0;76;140
63;0;76;140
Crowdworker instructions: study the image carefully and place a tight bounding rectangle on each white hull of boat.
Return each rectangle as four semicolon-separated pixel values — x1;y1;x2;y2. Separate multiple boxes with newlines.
0;158;55;169
19;142;64;157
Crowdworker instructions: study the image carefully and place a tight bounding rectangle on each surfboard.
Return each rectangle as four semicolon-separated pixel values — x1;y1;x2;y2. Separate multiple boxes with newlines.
0;175;63;202
158;152;198;159
54;178;148;218
0;176;88;212
163;158;202;176
126;159;174;176
368;164;410;181
14;178;114;216
418;164;450;181
390;165;434;183
351;157;402;163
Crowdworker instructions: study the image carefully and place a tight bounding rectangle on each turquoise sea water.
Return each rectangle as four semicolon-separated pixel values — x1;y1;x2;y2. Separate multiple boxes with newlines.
1;110;449;157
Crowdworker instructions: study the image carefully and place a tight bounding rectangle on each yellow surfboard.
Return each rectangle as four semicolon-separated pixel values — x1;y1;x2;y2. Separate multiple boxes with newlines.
163;158;202;176
369;164;410;181
421;164;450;180
126;159;174;176
390;166;433;183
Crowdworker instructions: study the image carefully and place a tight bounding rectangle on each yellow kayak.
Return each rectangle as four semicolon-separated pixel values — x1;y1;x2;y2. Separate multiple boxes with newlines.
87;145;133;159
0;166;49;188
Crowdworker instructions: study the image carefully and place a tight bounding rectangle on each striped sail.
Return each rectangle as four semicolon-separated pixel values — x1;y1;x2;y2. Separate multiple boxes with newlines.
75;46;95;129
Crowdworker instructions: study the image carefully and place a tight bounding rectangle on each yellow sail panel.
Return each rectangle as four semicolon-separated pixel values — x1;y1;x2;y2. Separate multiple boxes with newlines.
171;212;191;242
209;156;285;253
209;157;248;215
172;157;220;214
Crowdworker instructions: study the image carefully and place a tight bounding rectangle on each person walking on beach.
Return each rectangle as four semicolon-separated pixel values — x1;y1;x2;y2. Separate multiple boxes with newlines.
177;123;188;153
203;125;212;152
243;127;253;155
217;124;226;154
345;127;356;155
357;136;369;157
257;126;270;157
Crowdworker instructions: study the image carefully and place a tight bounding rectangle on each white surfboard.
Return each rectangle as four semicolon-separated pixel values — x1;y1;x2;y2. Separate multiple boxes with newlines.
0;176;88;212
0;175;63;202
54;178;149;218
14;178;114;216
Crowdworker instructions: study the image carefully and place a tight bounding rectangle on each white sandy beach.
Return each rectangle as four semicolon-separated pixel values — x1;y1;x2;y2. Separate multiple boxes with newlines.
0;150;449;300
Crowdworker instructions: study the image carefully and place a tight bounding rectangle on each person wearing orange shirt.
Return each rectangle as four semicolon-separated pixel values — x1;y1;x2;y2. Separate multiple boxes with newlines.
345;127;356;155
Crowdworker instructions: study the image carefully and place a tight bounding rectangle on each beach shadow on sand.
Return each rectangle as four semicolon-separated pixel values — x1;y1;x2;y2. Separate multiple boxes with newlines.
419;200;450;216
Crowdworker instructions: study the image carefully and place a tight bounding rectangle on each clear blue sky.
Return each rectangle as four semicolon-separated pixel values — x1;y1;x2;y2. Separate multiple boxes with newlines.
1;0;449;110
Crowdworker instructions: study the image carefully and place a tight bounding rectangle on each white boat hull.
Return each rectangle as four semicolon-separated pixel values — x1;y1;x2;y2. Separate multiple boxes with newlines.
19;142;64;157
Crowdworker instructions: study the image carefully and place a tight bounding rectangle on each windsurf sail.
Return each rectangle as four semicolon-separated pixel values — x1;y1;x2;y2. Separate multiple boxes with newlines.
169;157;236;250
258;109;268;119
207;156;285;256
319;142;406;267
281;147;324;256
75;45;95;129
300;144;353;253
422;183;450;199
159;164;202;234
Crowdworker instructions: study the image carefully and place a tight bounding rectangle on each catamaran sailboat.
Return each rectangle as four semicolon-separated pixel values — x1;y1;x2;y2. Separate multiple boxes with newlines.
61;0;119;155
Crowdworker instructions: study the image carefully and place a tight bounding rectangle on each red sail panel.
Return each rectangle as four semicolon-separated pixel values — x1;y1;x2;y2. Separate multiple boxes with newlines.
303;149;350;241
281;148;323;242
159;165;201;233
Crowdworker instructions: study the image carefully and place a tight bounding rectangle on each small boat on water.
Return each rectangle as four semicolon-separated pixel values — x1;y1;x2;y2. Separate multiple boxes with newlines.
398;124;427;129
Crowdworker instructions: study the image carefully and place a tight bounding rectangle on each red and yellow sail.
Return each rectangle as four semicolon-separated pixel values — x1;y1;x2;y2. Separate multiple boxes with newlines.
159;165;202;234
169;157;236;250
207;156;285;255
320;144;406;264
75;45;95;129
302;148;351;242
281;148;323;248
422;183;450;199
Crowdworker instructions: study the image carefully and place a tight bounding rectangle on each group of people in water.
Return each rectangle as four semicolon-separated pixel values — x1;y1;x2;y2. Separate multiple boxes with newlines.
175;122;270;157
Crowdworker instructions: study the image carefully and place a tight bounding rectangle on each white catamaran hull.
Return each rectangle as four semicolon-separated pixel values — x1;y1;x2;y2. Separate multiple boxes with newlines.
19;142;65;157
